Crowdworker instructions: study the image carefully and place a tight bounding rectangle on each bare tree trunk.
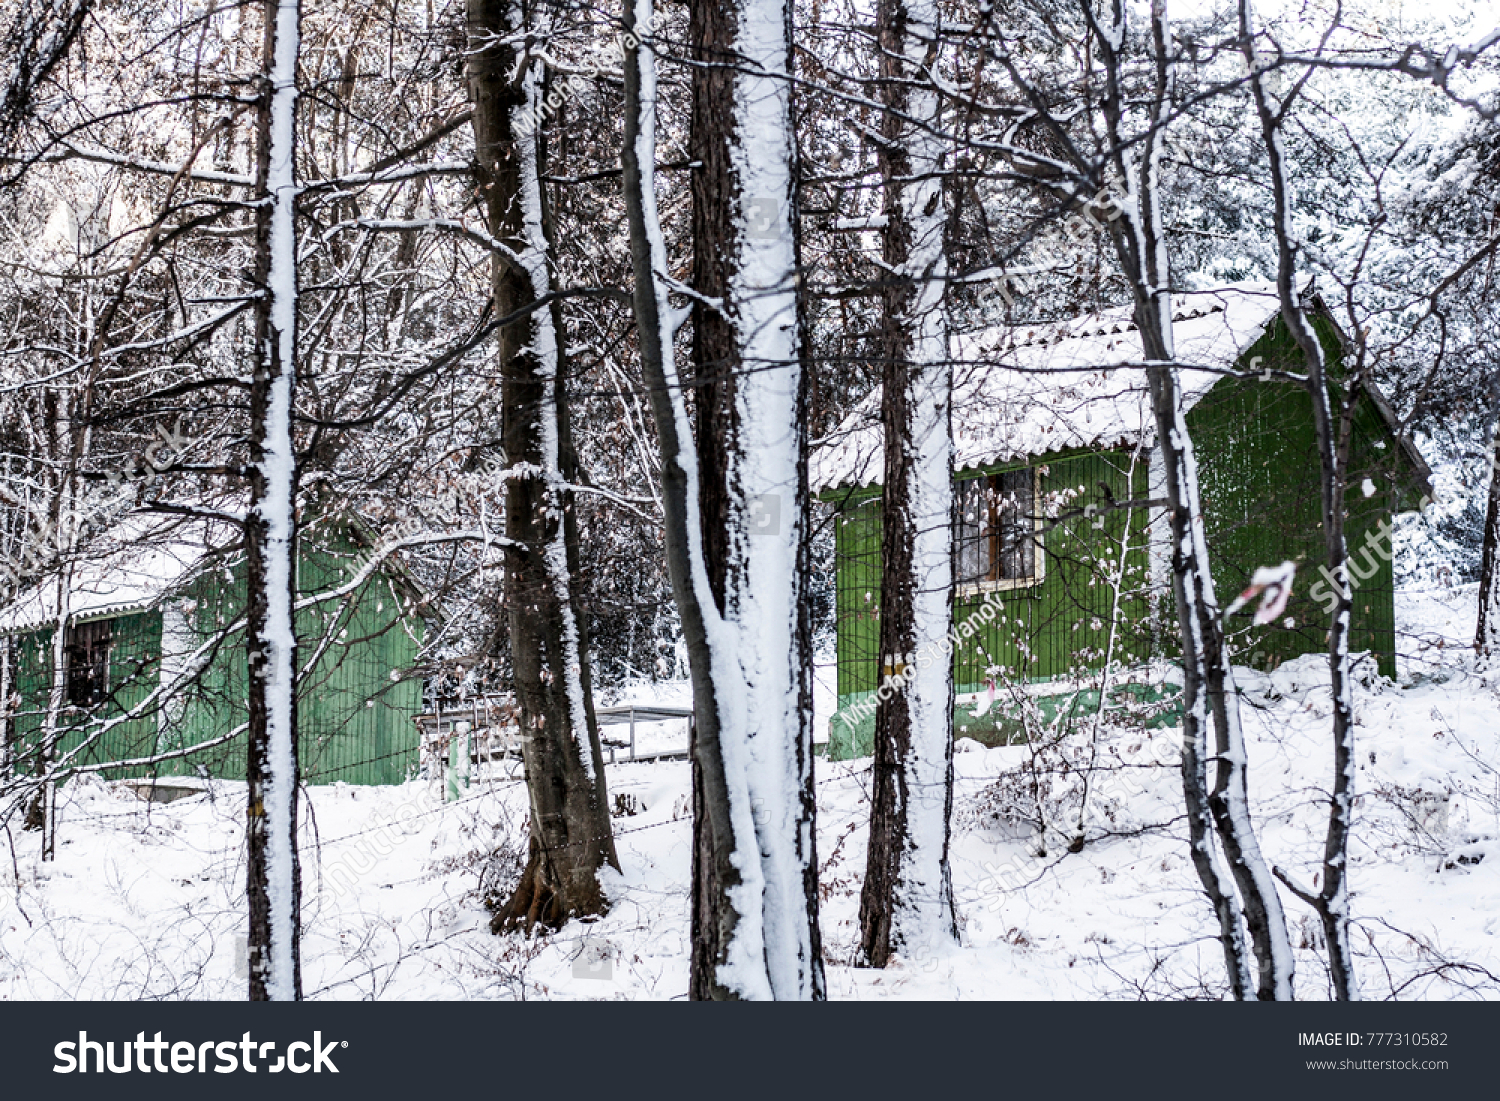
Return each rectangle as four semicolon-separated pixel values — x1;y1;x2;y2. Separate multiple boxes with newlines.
6;4;123;852
677;0;823;1000
1091;0;1293;998
1241;0;1358;1000
858;0;958;969
1476;422;1500;658
1099;0;1253;999
622;0;744;997
24;563;69;850
1142;350;1255;1000
245;0;303;1002
0;639;13;780
23;397;71;835
25;392;85;857
625;0;771;996
468;0;617;933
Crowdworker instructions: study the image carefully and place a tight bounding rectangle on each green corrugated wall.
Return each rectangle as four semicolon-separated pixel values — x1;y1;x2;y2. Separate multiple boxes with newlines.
10;611;163;777
1192;317;1406;679
7;524;424;786
833;447;1153;702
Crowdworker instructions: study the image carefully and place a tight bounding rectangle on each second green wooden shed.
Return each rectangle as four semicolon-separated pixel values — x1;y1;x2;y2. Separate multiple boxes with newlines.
0;510;426;786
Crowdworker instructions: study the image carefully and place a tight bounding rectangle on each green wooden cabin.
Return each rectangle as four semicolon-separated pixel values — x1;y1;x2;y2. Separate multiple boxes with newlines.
0;512;426;787
813;283;1431;760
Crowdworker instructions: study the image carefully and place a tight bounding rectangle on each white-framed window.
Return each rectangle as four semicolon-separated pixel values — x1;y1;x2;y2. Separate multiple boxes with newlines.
955;467;1044;596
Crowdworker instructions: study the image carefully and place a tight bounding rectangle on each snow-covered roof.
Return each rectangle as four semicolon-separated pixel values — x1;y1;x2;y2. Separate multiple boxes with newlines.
0;513;240;635
811;282;1285;493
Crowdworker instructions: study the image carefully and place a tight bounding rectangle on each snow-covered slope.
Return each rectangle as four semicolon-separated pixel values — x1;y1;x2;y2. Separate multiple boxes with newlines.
2;586;1499;1000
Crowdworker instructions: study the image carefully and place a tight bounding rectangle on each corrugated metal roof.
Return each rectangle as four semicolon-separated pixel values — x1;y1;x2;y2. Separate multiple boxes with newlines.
0;513;240;635
811;282;1284;493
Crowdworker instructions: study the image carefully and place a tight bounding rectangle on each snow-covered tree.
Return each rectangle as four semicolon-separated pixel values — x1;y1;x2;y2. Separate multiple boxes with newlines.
1236;0;1358;1001
857;0;959;970
678;0;824;999
466;0;618;931
244;0;304;1002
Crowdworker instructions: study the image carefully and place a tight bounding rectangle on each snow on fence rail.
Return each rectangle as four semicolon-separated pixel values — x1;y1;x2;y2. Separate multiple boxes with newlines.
411;698;694;781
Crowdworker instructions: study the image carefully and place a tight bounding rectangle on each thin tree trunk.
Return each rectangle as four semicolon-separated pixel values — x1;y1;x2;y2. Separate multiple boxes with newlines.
7;2;115;850
26;389;86;855
468;0;617;933
1075;446;1144;839
25;565;70;848
677;0;823;1000
1102;0;1252;1000
1241;0;1358;999
623;0;744;996
0;639;13;780
1141;297;1292;999
859;0;958;969
1143;356;1255;1000
20;279;97;852
1476;422;1500;658
1093;0;1293;998
245;0;303;1002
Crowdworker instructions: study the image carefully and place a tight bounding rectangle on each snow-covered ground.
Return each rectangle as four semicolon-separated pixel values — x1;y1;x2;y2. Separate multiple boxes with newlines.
3;584;1499;1000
